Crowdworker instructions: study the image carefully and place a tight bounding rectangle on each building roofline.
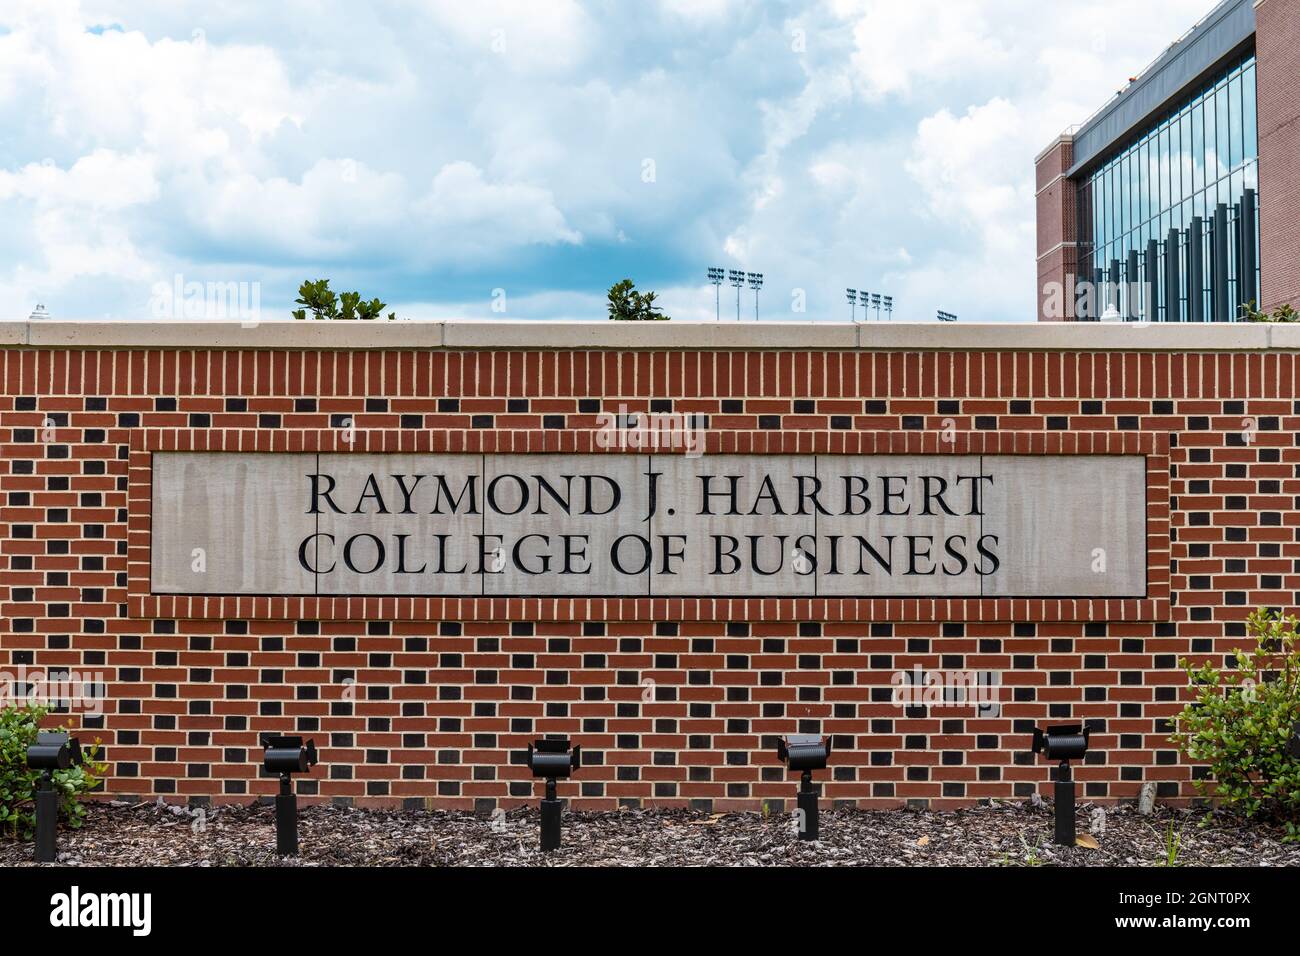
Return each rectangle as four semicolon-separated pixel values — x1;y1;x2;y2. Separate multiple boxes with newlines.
1033;132;1074;166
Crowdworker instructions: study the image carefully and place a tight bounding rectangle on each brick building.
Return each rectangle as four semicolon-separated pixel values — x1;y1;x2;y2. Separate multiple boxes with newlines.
2;319;1299;812
1036;0;1300;322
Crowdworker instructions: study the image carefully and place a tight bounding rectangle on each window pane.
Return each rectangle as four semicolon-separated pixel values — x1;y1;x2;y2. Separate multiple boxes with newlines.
1229;70;1243;170
1094;175;1103;259
1139;142;1147;226
1114;157;1122;246
1168;111;1181;208
1216;80;1230;180
1178;107;1191;205
1124;147;1133;240
1098;170;1107;251
1100;167;1109;249
1132;143;1142;232
1205;85;1218;183
1191;97;1204;193
1144;137;1155;227
1121;150;1131;242
1109;161;1118;244
1154;130;1164;221
1243;62;1257;162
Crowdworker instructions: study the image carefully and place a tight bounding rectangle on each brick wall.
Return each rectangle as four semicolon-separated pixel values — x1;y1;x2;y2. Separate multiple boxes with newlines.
2;329;1298;813
1035;136;1077;322
1256;0;1300;313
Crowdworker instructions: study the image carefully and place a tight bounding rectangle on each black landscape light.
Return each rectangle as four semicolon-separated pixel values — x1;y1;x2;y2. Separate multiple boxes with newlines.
526;737;581;851
26;732;83;863
776;734;832;841
260;734;318;855
1031;724;1090;846
1289;721;1300;759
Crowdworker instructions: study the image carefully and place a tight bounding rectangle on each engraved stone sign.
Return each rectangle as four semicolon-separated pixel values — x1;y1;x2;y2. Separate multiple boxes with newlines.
149;452;1147;598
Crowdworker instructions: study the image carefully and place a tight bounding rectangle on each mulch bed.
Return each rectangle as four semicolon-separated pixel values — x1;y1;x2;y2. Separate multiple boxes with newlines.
2;799;1297;867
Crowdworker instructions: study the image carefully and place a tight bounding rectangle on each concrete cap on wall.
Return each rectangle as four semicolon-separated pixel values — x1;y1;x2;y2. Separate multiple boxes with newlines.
0;318;1293;351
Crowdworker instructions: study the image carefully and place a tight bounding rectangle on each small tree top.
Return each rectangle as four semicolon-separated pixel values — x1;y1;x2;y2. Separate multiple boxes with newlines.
292;279;396;321
607;279;669;321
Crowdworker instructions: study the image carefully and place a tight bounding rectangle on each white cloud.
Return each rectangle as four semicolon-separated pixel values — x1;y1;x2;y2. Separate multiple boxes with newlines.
657;0;735;22
0;149;158;209
0;6;303;150
838;0;1009;101
416;0;596;73
907;98;1031;245
179;157;580;265
417;161;581;247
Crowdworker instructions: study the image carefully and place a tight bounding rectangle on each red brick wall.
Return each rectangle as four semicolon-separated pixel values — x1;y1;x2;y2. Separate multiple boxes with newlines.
1257;0;1300;313
1035;136;1078;322
2;345;1297;812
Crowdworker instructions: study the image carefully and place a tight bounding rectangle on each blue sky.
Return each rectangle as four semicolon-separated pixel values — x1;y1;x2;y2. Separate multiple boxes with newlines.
0;0;1214;323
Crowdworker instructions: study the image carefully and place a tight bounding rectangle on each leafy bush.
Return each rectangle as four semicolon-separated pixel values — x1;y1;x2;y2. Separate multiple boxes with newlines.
1170;608;1300;839
1239;300;1300;323
292;279;396;321
607;279;669;321
0;705;106;840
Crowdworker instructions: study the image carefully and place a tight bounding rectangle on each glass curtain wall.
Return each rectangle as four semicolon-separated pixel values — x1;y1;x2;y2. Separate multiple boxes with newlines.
1075;53;1259;321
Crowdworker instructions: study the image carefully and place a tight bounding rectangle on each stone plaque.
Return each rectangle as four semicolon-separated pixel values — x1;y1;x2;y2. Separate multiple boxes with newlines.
148;452;1147;598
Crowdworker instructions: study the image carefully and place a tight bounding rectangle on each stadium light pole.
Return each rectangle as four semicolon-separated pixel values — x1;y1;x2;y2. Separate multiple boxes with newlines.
728;269;745;322
846;289;858;322
747;272;763;321
871;292;881;322
707;267;724;321
937;310;958;322
883;295;893;321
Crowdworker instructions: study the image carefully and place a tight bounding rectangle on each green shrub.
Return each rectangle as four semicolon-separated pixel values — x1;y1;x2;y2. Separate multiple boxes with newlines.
607;279;670;321
292;278;395;321
1170;608;1300;839
1239;300;1300;323
0;704;106;840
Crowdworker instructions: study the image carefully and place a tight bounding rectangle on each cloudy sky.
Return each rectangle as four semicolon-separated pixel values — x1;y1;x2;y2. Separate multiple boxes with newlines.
1;0;1214;323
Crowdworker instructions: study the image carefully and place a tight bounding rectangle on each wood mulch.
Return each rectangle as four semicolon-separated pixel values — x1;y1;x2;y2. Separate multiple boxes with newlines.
2;799;1298;867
